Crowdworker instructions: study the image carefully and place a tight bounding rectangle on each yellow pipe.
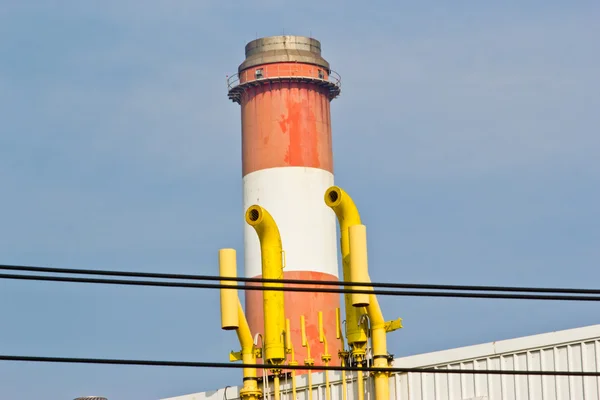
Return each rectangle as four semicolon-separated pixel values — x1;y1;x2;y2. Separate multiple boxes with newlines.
326;187;397;400
285;319;297;400
324;362;331;400
371;328;389;400
336;308;347;400
236;300;261;386
238;300;262;400
219;249;262;400
324;186;368;400
357;369;364;400
340;357;348;400
324;186;369;349
301;315;314;400
219;249;240;330
273;375;280;400
318;311;331;400
349;225;389;400
307;370;313;400
245;205;286;364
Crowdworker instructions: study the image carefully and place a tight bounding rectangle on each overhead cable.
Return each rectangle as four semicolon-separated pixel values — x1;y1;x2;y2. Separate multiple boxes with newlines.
1;271;600;302
1;263;598;295
0;354;598;377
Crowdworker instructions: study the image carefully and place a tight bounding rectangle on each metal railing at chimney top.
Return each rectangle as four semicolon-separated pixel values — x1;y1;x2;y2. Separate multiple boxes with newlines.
226;64;342;93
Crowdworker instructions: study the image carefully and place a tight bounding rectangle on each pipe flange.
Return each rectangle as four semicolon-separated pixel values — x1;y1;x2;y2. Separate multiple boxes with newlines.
239;387;263;399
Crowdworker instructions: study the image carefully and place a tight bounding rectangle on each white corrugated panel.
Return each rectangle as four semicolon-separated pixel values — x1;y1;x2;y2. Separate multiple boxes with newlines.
396;341;600;399
162;325;600;400
394;325;600;400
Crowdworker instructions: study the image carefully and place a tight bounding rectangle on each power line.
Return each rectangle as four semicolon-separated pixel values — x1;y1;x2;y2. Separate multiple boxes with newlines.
1;354;598;377
2;271;600;302
1;263;598;296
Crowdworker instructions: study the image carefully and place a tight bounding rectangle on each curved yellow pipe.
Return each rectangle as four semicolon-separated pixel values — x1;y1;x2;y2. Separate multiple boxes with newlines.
219;249;261;400
324;186;368;400
245;205;286;364
325;187;392;400
324;186;361;235
236;299;259;374
324;187;369;347
236;299;262;400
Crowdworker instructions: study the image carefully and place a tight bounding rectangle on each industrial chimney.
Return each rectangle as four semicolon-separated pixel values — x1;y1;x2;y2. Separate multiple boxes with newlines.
227;35;342;368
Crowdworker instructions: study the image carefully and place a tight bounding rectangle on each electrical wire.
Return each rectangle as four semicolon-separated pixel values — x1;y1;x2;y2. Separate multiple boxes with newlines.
2;270;600;302
0;355;598;377
2;271;600;302
1;263;598;295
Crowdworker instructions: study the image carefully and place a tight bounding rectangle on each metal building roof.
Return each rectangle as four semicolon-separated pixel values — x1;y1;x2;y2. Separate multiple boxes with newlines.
162;324;600;400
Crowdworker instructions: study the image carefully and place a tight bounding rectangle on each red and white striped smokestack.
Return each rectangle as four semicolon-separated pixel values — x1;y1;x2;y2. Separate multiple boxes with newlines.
227;35;342;368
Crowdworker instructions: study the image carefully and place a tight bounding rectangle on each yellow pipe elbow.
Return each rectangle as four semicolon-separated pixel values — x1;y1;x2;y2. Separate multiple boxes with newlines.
324;186;362;232
245;205;286;364
246;205;284;263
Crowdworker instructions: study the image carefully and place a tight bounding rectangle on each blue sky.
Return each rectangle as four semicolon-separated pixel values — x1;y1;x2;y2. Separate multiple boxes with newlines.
0;1;599;399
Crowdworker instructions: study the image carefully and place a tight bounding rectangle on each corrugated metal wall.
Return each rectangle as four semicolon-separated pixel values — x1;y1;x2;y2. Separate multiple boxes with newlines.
394;339;600;399
162;326;600;400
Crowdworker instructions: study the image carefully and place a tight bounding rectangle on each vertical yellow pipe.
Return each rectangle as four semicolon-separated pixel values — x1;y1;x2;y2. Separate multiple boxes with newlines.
219;249;240;330
340;358;347;400
371;327;389;400
336;308;347;400
349;225;389;400
301;315;313;400
324;362;331;400
318;311;331;400
219;249;262;400
245;205;286;364
273;375;280;400
285;319;297;400
307;371;313;400
357;368;365;400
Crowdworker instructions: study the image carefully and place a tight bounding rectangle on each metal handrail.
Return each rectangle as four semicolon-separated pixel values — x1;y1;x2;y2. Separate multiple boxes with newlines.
226;68;342;93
